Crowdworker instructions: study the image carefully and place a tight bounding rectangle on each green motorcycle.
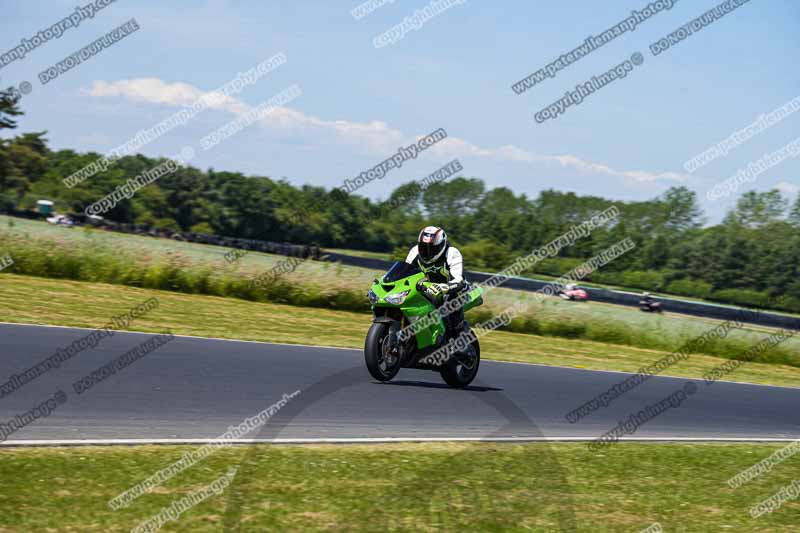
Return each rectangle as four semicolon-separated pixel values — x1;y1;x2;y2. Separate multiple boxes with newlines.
365;261;484;388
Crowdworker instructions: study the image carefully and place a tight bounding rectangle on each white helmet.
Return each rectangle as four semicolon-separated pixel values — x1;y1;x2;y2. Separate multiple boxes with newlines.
417;226;447;264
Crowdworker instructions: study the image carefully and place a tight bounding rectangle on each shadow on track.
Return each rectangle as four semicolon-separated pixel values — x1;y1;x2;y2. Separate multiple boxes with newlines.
220;365;577;531
378;380;503;392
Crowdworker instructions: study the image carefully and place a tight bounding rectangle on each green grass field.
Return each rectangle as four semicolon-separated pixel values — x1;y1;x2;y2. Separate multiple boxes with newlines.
0;215;374;290
2;219;799;532
0;442;797;531
4;214;790;309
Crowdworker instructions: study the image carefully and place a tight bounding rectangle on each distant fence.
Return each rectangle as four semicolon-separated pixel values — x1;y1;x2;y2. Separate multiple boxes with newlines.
1;209;322;259
324;252;800;331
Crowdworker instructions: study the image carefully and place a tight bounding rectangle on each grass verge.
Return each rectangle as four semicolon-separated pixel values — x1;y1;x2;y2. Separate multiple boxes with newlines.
0;443;797;531
1;274;799;388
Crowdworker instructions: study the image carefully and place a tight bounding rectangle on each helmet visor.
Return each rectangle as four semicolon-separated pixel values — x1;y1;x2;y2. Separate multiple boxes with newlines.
418;241;444;262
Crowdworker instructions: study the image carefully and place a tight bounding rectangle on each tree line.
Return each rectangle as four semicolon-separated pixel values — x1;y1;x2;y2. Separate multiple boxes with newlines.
2;87;799;312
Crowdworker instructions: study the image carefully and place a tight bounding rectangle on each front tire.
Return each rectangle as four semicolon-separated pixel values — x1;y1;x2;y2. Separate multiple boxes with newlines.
440;337;480;388
365;322;401;382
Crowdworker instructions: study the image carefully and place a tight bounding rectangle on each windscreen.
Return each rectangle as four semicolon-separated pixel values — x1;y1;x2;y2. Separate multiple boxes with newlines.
382;261;421;283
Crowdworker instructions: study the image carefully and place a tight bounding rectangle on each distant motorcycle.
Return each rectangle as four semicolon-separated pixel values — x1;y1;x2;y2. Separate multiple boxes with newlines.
46;214;74;227
639;294;663;313
558;284;589;301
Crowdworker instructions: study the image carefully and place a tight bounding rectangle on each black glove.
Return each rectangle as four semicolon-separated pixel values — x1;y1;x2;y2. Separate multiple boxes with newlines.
448;280;465;293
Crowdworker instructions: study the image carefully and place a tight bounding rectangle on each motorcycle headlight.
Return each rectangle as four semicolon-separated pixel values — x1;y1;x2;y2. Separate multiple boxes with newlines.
367;289;379;304
384;290;410;305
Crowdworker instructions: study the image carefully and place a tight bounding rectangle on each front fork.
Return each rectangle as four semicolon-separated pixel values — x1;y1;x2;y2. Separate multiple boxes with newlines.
373;318;408;366
385;321;401;353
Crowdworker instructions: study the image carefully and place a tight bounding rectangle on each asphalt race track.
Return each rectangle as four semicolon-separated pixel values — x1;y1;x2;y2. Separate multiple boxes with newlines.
1;323;798;445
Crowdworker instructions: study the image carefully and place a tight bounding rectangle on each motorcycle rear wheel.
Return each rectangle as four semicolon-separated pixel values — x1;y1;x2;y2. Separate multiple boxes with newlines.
440;337;480;388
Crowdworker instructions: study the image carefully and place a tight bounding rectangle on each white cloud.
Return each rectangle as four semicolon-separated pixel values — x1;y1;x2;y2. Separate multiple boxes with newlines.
775;180;800;196
86;78;251;116
87;77;693;185
429;140;689;184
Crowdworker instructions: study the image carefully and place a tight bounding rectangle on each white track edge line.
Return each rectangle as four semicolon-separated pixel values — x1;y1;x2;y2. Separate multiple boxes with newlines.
0;321;356;352
1;436;798;447
487;359;800;391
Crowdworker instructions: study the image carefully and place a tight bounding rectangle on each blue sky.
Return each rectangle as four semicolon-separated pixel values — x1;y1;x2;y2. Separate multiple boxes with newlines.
1;0;798;223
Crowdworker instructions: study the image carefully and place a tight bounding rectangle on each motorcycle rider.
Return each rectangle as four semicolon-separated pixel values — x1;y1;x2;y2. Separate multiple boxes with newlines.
405;226;467;340
559;283;576;300
640;292;657;310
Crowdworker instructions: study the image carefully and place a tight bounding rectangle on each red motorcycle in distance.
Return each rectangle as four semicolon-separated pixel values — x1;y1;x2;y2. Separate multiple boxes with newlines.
558;284;589;301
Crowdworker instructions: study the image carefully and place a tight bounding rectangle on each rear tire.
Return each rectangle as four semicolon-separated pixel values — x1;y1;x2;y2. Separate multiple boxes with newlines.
365;322;401;382
440;337;480;388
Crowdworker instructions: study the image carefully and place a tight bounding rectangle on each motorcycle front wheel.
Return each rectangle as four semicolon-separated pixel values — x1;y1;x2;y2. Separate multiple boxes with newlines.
364;322;402;381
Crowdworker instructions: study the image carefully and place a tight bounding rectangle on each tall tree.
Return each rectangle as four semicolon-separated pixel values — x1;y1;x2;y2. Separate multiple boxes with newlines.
657;186;703;232
0;87;23;131
789;193;800;228
421;177;485;239
0;88;27;208
724;190;788;228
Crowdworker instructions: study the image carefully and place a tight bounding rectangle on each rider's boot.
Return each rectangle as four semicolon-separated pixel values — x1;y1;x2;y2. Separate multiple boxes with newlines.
444;307;467;343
